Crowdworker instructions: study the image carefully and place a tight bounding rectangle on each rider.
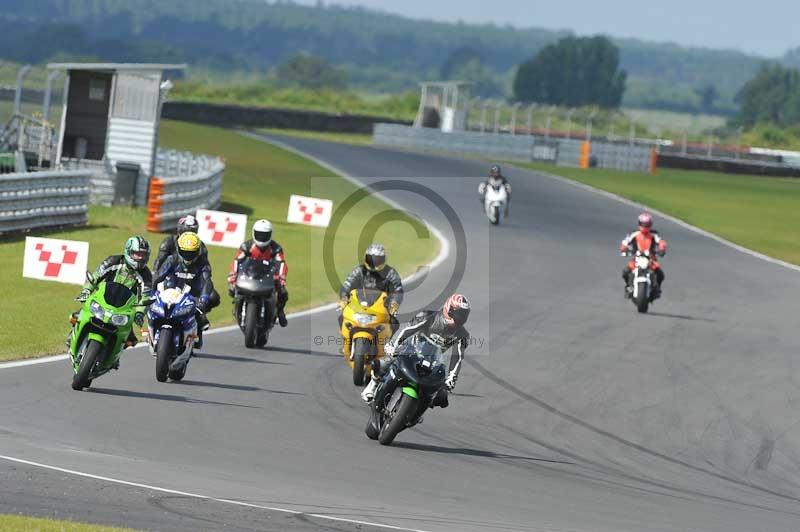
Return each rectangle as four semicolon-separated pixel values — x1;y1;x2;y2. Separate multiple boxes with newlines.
478;164;512;216
338;243;403;331
361;294;471;408
619;212;667;298
227;219;289;327
155;232;220;348
73;236;153;348
152;215;209;273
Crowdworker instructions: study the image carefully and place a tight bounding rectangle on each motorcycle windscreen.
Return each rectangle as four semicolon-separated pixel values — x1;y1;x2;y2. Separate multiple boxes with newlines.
236;258;275;295
353;287;384;307
103;282;136;308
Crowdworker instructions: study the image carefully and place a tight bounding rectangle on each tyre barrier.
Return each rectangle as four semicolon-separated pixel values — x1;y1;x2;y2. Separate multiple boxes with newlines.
0;169;91;235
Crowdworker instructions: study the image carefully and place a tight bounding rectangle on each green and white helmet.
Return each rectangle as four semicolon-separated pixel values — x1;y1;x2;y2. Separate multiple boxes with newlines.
124;236;151;270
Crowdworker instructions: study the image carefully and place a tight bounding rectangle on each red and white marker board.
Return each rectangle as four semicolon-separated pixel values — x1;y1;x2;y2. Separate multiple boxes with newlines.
23;237;90;285
287;195;333;228
196;209;248;248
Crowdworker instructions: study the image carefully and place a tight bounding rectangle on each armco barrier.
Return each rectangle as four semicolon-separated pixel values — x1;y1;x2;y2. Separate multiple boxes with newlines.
0;170;91;234
373;123;558;163
146;156;225;232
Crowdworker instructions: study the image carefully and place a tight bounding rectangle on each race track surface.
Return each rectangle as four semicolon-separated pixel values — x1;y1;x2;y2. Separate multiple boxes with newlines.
3;135;800;532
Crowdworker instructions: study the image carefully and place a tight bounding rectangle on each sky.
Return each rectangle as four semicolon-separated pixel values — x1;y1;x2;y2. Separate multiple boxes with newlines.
294;0;800;57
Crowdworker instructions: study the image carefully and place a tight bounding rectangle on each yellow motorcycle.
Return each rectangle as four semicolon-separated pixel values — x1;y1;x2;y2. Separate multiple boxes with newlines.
340;287;393;385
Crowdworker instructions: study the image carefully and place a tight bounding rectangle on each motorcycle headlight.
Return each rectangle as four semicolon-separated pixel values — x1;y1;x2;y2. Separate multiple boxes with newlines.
89;301;105;320
635;257;650;269
354;313;375;326
111;314;130;326
149;303;165;317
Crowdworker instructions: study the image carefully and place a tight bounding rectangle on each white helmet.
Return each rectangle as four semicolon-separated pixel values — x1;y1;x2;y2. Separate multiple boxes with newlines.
253;219;273;248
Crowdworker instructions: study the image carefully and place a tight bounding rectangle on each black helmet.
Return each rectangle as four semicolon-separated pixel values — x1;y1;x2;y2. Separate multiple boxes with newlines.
442;294;470;327
364;243;386;272
177;215;199;236
489;165;501;178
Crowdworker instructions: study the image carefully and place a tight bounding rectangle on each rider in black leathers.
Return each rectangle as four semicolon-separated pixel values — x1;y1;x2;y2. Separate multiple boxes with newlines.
361;294;471;407
152;215;210;273
338;243;403;331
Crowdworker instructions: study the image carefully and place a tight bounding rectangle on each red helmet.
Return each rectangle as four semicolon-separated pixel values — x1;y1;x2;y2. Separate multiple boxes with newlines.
638;212;653;233
442;294;470;327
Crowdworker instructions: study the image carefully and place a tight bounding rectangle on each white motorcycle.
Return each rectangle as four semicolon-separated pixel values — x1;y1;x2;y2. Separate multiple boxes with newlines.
483;183;508;225
624;250;658;314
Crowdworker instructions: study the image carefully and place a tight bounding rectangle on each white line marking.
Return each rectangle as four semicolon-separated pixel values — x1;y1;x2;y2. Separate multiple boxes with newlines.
0;454;434;532
2;136;448;371
512;165;800;273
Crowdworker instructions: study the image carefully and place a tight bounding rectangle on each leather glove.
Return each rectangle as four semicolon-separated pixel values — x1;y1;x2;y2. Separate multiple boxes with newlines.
388;301;399;316
134;312;145;327
445;373;457;391
199;295;210;311
337;298;348;313
75;288;91;302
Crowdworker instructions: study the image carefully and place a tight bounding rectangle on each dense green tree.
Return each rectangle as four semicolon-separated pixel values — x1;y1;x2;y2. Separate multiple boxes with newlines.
276;54;348;90
696;85;718;113
513;36;626;108
737;63;800;127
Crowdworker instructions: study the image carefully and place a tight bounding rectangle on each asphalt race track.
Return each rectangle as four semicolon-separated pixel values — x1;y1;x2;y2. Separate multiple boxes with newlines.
3;135;800;532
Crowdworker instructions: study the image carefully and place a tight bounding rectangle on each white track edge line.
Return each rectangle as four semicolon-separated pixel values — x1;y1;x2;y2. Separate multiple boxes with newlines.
510;164;800;274
0;454;433;532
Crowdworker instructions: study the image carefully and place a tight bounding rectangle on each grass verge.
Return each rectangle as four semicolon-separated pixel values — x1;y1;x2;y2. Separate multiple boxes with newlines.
0;515;135;532
519;162;800;265
0;120;438;361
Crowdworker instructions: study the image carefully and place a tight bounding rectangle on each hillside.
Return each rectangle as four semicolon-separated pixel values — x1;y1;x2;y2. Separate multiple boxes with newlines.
0;0;788;113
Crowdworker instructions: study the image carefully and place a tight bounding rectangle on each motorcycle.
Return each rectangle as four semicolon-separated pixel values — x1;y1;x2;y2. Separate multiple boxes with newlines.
365;339;448;446
233;257;278;348
68;276;142;390
147;280;198;382
484;183;508;225
624;249;659;313
340;287;393;385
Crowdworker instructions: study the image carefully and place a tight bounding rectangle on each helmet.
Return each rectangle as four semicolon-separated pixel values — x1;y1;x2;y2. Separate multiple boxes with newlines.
489;165;502;178
252;219;273;249
177;214;199;236
177;232;201;265
124;236;151;271
638;212;653;233
442;294;470;327
364;243;386;272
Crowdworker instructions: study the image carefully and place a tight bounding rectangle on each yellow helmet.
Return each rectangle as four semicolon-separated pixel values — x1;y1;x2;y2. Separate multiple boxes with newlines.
177;231;201;264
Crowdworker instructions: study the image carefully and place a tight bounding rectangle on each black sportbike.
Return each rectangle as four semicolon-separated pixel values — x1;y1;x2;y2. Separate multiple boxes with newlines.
365;339;448;445
233;258;278;348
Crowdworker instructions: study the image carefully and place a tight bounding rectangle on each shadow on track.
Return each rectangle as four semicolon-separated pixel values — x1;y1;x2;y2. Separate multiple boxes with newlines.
393;441;571;464
647;311;716;323
179;380;305;396
266;346;340;358
88;388;261;408
192;352;291;365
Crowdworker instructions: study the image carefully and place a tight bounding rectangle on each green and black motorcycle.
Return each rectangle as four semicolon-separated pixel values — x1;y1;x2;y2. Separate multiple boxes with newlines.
68;275;145;390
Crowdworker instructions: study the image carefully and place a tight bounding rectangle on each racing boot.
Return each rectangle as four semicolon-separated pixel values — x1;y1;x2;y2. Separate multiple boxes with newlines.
277;308;288;328
431;389;449;409
361;374;379;403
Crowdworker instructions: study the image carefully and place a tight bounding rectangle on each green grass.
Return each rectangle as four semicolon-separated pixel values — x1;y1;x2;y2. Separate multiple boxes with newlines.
622;108;727;136
0;120;438;361
518;162;800;265
257;128;372;146
0;515;136;531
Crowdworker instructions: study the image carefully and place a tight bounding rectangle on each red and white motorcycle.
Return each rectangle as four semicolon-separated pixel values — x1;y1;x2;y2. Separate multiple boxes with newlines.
624;249;657;314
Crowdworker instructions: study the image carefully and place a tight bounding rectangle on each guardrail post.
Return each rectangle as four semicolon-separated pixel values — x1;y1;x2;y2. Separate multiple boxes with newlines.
493;102;502;135
510;103;521;136
526;104;535;136
13;65;32;116
565;108;575;140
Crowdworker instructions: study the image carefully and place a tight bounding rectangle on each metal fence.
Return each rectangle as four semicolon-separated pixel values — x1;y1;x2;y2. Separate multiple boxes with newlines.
373;123;654;172
0;169;91;234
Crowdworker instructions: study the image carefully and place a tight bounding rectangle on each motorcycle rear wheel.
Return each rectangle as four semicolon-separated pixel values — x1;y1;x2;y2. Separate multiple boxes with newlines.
72;339;102;390
378;393;418;446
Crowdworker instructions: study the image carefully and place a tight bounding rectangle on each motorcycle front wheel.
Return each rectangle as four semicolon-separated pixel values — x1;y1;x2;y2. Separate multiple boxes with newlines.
244;301;259;348
155;328;173;382
72;339;102;390
378;393;418;446
352;337;372;386
635;282;649;313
